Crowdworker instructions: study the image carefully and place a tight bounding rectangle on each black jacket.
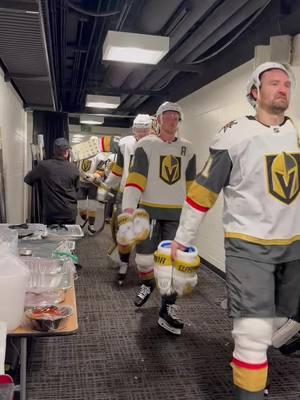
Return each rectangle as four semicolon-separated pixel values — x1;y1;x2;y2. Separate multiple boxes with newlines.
24;157;80;224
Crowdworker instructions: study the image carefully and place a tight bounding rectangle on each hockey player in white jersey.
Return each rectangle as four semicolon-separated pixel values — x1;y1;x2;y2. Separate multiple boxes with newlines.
77;150;109;235
121;102;196;335
104;114;153;285
171;62;300;398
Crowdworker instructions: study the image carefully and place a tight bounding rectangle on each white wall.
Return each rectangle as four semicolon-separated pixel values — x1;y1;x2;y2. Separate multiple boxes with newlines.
178;60;300;272
0;68;28;223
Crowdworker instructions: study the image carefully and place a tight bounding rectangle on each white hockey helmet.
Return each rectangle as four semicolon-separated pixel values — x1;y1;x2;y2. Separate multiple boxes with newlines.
156;101;183;121
133;114;152;130
133;114;152;139
246;62;294;108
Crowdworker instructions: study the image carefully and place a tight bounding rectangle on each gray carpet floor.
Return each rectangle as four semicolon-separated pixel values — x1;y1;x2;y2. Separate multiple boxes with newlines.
26;226;300;400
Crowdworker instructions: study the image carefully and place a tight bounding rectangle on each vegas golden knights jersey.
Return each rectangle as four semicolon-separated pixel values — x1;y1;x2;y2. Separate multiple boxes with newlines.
99;135;120;154
175;116;300;262
122;135;196;220
106;135;137;191
78;152;108;183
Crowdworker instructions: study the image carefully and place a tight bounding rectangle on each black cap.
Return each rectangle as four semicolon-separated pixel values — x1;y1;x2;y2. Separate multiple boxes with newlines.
53;137;70;149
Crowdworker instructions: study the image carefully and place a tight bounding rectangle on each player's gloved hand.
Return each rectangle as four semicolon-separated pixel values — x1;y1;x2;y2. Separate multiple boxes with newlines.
172;245;200;296
85;173;95;182
116;213;135;246
171;240;187;261
132;209;150;242
94;175;104;185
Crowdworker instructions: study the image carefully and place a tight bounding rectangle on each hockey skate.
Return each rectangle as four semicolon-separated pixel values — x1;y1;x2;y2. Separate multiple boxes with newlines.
272;316;300;348
88;224;96;235
235;386;266;399
117;262;128;286
264;384;270;397
134;281;155;307
279;333;300;355
158;300;184;335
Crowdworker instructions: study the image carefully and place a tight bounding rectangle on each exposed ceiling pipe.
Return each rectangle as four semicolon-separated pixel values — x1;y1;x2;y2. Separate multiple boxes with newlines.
121;0;271;110
134;0;183;33
132;0;268;95
37;0;58;111
75;0;116;109
76;0;136;109
49;0;60;102
142;0;282;112
66;1;120;17
71;0;106;108
86;0;134;79
104;0;196;89
184;0;272;63
115;0;135;30
86;0;136;91
60;0;66;106
69;19;85;105
120;0;251;110
114;0;224;108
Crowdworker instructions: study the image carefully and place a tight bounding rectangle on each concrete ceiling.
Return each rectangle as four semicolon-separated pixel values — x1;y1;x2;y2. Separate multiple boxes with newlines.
0;0;300;128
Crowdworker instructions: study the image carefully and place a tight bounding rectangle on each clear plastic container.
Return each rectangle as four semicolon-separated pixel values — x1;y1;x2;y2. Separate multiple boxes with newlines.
0;255;29;330
46;225;83;240
18;239;75;258
22;257;73;292
25;289;65;308
0;223;47;241
0;229;18;256
25;305;73;331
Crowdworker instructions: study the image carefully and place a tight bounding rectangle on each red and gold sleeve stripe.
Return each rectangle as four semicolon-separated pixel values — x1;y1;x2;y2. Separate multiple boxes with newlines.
100;136;111;153
186;181;218;212
112;163;123;177
125;172;147;192
231;357;268;392
186;180;193;193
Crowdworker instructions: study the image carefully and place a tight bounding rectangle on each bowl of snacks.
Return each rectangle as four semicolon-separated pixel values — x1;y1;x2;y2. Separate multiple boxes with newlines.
25;305;73;331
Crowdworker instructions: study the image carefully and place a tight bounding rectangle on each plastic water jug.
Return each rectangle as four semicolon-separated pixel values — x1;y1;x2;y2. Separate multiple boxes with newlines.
0;229;18;256
0;255;29;330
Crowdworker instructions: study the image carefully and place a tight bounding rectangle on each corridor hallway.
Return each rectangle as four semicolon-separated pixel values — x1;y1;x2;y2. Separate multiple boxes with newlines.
26;227;300;400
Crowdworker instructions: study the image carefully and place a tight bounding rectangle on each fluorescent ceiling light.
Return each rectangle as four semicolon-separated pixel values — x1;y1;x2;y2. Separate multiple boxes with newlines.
103;31;169;64
80;115;104;125
85;94;120;109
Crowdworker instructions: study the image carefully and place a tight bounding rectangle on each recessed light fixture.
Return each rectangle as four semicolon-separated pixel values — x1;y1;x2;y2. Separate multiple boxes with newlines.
85;94;120;109
80;115;104;125
102;31;169;64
